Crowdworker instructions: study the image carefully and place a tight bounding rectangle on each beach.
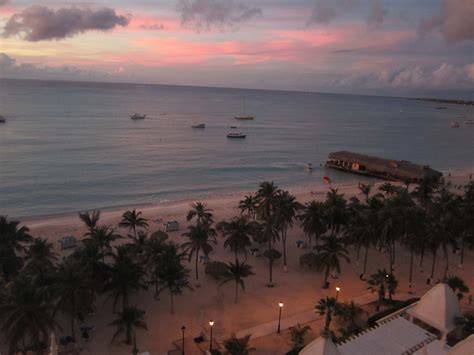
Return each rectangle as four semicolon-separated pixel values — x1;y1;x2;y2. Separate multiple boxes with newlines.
2;173;473;354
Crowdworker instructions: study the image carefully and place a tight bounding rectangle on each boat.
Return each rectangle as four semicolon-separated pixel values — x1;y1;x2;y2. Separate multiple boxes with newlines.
451;122;460;128
230;126;237;129
227;131;246;138
235;97;254;120
464;120;474;126
130;113;146;120
192;123;205;129
0;115;6;123
323;176;332;184
305;163;313;171
435;106;447;109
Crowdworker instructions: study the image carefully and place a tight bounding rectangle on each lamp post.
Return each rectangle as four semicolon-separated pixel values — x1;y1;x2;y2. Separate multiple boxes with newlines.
277;302;284;333
181;326;185;355
209;320;214;353
335;286;341;301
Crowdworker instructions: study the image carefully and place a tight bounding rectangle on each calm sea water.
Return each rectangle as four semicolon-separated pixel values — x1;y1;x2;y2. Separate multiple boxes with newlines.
0;79;473;218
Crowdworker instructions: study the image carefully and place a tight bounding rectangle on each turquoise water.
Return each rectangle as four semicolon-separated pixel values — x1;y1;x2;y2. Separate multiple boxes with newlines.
0;79;473;217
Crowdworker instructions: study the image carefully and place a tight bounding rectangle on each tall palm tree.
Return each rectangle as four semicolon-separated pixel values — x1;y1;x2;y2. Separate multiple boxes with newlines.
256;181;280;222
288;324;312;350
274;190;299;271
85;225;120;263
0;216;32;281
263;248;281;287
324;189;348;234
119;210;149;241
223;334;255;355
220;260;255;303
182;223;217;280
79;210;101;236
0;275;59;353
358;183;372;203
316;235;350;289
239;195;258;220
186;202;214;226
412;176;439;213
53;258;92;341
299;200;326;248
315;297;339;335
23;237;58;282
109;306;147;345
218;217;253;262
152;242;191;313
103;246;148;312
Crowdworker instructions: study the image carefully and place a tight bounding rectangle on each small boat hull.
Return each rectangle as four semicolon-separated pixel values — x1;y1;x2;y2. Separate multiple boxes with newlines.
234;116;254;120
227;134;246;138
192;123;205;128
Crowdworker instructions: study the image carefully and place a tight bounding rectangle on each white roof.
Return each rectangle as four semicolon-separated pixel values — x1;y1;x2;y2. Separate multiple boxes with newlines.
300;336;340;355
408;283;461;333
337;316;437;355
448;335;474;355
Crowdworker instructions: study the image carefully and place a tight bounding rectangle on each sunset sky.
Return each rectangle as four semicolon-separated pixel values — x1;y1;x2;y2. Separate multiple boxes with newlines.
0;0;473;96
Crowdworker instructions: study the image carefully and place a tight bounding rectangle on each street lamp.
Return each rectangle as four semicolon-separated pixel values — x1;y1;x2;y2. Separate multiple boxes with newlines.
335;286;341;301
277;302;284;333
181;326;186;355
209;320;214;352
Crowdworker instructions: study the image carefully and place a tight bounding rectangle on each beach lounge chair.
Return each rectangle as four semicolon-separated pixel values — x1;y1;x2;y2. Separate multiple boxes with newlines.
164;220;180;232
58;235;77;250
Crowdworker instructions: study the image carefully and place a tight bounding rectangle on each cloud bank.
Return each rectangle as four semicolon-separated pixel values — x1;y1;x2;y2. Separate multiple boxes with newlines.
0;0;9;6
419;0;474;42
176;0;262;31
2;5;130;41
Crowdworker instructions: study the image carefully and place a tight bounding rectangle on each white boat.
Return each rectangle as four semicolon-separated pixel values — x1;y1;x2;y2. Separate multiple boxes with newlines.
235;97;254;120
192;123;205;128
227;131;246;138
131;113;146;120
451;122;460;128
305;163;313;171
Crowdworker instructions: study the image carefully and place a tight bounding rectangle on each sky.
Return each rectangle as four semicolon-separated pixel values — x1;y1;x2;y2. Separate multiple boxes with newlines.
0;0;473;97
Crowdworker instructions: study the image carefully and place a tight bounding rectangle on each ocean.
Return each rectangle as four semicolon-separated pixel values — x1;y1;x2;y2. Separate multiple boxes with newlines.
0;78;473;218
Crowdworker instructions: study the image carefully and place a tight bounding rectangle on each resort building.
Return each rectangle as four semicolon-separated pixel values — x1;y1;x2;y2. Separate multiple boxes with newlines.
326;151;443;182
301;283;473;355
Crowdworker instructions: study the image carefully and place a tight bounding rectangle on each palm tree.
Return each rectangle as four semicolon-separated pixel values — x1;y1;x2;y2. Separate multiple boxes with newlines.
0;215;33;281
288;324;311;350
218;217;253;262
412;176;439;213
79;210;101;236
85;225;120;262
263;248;281;287
337;301;365;329
220;260;255;303
152;242;191;313
0;275;59;353
109;306;147;345
274;190;299;271
239;195;258;219
119;210;149;241
256;181;280;222
186;202;214;226
53;258;92;341
324;189;348;234
103;245;148;312
315;297;339;335
358;183;372;203
445;275;470;300
379;182;397;197
315;235;350;289
182;223;217;280
23;237;58;282
223;334;255;355
299;200;326;248
367;269;397;311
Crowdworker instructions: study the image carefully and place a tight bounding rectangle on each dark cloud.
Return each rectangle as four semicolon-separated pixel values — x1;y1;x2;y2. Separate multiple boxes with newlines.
0;0;9;6
367;0;387;29
419;0;473;43
2;5;130;42
176;0;262;31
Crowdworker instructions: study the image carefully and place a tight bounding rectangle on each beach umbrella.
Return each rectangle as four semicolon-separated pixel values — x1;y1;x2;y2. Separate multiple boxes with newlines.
49;332;58;355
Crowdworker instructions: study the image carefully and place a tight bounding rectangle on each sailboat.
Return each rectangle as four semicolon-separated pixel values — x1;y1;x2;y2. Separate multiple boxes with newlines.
234;97;254;120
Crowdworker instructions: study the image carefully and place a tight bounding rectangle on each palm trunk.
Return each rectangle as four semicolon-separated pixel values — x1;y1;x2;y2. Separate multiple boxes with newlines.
420;247;425;272
323;266;330;288
123;292;129;312
170;288;175;314
444;246;449;279
409;248;414;289
282;229;288;272
460;236;465;267
235;249;239;263
269;259;274;286
324;311;332;333
235;281;239;303
70;294;76;341
195;248;199;280
430;248;437;280
126;325;132;345
363;246;369;276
